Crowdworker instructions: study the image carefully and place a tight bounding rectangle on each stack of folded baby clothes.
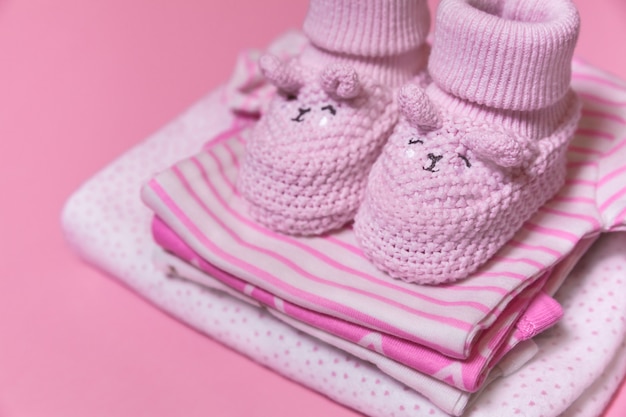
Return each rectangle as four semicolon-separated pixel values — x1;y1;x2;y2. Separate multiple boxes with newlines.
59;0;626;416
139;0;626;415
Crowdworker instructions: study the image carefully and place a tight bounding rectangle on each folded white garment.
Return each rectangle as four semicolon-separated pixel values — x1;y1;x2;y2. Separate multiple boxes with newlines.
61;30;626;417
62;79;626;417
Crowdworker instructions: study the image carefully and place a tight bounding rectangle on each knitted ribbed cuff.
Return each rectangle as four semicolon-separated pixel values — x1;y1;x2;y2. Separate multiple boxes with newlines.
303;0;431;57
516;292;563;340
429;0;580;111
299;43;430;87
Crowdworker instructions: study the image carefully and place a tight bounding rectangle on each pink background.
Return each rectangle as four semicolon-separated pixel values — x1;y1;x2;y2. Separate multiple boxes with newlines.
1;0;625;416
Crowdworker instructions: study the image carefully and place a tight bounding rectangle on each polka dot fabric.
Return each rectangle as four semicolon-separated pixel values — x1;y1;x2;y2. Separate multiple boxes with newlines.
466;232;626;417
62;33;626;417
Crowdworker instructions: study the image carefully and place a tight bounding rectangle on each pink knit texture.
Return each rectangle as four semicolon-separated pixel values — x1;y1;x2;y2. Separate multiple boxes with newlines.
238;0;431;235
238;62;396;235
303;0;431;57
428;0;580;110
354;0;582;284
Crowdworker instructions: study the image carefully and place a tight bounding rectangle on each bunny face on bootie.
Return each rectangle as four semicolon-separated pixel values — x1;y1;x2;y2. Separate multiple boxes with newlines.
354;84;579;284
238;56;397;236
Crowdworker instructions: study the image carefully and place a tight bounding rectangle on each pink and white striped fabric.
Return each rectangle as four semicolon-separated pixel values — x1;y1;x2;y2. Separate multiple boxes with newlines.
141;61;626;397
152;242;545;416
151;214;576;396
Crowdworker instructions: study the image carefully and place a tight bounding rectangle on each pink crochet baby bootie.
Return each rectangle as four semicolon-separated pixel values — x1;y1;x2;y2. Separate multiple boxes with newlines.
354;0;581;284
238;0;431;236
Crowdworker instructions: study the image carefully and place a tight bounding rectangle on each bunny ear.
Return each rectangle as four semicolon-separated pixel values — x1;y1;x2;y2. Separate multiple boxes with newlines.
259;54;304;94
462;131;537;168
320;64;361;99
398;84;441;131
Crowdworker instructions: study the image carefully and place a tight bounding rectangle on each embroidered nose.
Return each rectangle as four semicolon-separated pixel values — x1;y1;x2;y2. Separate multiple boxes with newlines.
291;107;311;122
423;153;443;172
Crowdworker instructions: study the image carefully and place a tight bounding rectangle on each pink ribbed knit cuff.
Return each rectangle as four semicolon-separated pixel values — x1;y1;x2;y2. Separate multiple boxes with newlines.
299;43;430;87
429;0;580;111
516;292;563;339
303;0;431;57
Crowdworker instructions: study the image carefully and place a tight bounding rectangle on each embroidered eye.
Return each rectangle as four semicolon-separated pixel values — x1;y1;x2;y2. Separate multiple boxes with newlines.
291;107;311;123
321;104;336;115
458;154;472;168
408;138;424;145
423;153;443;173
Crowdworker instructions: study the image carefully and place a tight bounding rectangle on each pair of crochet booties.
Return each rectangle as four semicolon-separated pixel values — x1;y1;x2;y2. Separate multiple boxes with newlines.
238;0;582;285
238;0;431;235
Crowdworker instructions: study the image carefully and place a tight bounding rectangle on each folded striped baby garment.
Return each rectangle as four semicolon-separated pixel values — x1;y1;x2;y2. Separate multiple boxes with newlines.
151;214;596;415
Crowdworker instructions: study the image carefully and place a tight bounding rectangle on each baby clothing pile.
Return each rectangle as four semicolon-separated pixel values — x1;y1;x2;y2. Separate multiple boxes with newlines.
63;1;626;416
